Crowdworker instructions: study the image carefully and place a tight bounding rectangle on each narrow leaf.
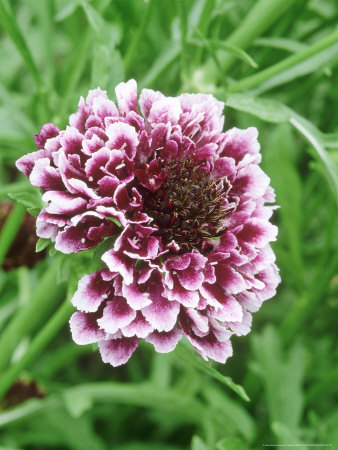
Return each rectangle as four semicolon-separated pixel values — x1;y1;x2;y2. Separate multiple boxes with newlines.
36;238;50;253
177;341;250;401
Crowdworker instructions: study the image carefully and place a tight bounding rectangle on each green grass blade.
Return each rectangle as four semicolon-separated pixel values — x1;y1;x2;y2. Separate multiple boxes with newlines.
0;0;42;88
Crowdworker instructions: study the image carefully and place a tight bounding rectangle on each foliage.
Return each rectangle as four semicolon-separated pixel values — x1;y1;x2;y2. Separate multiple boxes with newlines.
0;0;337;448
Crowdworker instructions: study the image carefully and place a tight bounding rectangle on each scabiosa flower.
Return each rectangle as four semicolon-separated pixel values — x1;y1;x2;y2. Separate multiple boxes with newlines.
16;79;280;366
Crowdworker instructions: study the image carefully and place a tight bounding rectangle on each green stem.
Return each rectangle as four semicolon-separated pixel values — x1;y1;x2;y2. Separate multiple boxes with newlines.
124;0;154;74
58;30;92;119
139;42;180;90
177;0;189;83
0;382;208;427
0;260;66;373
229;28;338;93
192;0;216;67
0;0;42;89
0;299;73;400
214;0;297;74
0;203;26;267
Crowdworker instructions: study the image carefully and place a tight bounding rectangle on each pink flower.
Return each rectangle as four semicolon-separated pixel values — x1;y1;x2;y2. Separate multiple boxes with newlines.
17;80;280;366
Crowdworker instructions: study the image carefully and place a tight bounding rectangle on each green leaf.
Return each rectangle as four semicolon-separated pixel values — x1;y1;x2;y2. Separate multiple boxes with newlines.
140;42;180;90
210;39;258;68
226;93;290;123
48;246;57;257
81;2;114;43
216;437;248;450
290;116;338;205
176;341;250;402
253;36;307;53
271;422;307;450
0;0;42;87
27;207;41;217
62;389;93;418
203;385;256;442
93;236;117;261
225;93;338;205
191;436;210;450
107;216;122;228
54;0;83;22
8;191;41;209
263;124;304;284
254;42;338;94
81;2;104;33
35;238;50;253
251;326;305;432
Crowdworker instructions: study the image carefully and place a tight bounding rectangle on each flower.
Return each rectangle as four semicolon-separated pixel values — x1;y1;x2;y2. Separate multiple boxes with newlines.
16;79;280;366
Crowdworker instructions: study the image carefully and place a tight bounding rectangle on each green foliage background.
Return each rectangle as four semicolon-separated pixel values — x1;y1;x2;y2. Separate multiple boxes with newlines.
0;0;337;449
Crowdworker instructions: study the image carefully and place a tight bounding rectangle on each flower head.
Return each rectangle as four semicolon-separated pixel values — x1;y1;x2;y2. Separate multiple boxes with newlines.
17;79;280;366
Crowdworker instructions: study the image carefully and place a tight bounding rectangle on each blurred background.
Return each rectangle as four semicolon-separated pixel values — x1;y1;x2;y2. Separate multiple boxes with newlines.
0;0;337;449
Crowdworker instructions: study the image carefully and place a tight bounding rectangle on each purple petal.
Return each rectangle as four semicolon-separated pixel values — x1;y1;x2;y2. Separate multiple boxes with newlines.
102;250;134;285
34;123;60;149
106;121;139;160
145;328;182;353
122;281;152;310
142;289;180;333
139;88;164;119
115;79;138;116
71;271;112;312
121;312;153;338
42;191;87;215
29;158;64;190
70;312;106;345
99;336;139;366
98;296;136;334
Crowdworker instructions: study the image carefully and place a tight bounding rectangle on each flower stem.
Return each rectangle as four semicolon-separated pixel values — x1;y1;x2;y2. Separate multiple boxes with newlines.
0;298;73;400
0;259;66;373
191;0;216;67
0;203;26;267
229;28;338;93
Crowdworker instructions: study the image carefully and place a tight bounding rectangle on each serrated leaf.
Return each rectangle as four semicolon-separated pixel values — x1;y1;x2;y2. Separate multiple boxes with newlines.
36;238;50;253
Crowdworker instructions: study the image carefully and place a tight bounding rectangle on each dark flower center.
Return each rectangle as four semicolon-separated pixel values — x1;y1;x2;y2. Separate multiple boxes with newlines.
140;158;230;252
